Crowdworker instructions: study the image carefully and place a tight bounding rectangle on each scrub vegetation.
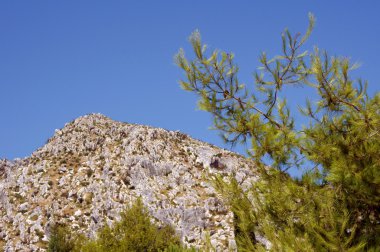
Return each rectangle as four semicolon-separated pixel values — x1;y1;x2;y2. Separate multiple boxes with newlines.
48;199;193;252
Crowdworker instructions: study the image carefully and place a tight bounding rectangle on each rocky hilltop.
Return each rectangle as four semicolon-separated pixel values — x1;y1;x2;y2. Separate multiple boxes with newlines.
0;114;259;251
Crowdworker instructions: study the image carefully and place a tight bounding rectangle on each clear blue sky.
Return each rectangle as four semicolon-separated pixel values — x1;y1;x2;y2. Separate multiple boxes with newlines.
1;1;379;160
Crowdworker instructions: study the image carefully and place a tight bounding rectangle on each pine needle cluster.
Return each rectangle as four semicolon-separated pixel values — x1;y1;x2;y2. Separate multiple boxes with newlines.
176;13;379;251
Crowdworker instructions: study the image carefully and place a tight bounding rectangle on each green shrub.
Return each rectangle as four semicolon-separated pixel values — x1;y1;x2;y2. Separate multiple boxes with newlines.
48;198;189;252
78;198;182;252
47;224;77;252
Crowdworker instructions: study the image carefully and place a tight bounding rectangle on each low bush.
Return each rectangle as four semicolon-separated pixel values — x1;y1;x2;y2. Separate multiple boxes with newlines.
47;224;77;252
48;198;192;252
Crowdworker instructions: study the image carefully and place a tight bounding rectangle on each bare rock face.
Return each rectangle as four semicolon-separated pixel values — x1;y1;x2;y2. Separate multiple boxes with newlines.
0;114;259;251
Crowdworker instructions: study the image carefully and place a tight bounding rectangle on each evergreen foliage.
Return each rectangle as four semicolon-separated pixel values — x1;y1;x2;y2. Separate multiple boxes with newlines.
48;199;190;252
48;224;77;252
176;13;380;251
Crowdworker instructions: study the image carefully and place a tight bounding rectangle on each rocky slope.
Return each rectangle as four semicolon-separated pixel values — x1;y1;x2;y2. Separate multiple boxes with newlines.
0;114;259;251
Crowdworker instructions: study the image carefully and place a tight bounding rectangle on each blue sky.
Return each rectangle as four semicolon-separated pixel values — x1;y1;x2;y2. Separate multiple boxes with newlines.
1;1;379;161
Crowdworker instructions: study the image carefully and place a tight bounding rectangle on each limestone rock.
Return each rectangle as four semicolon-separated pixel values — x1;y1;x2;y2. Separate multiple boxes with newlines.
0;114;259;251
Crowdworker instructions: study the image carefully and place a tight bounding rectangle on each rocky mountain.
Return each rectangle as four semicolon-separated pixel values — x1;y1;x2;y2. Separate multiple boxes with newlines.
0;114;259;251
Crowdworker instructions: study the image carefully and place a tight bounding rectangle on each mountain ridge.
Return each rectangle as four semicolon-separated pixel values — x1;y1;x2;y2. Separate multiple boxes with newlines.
0;114;259;251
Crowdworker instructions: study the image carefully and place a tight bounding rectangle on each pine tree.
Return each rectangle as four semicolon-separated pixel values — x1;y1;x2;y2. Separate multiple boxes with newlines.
176;13;380;251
